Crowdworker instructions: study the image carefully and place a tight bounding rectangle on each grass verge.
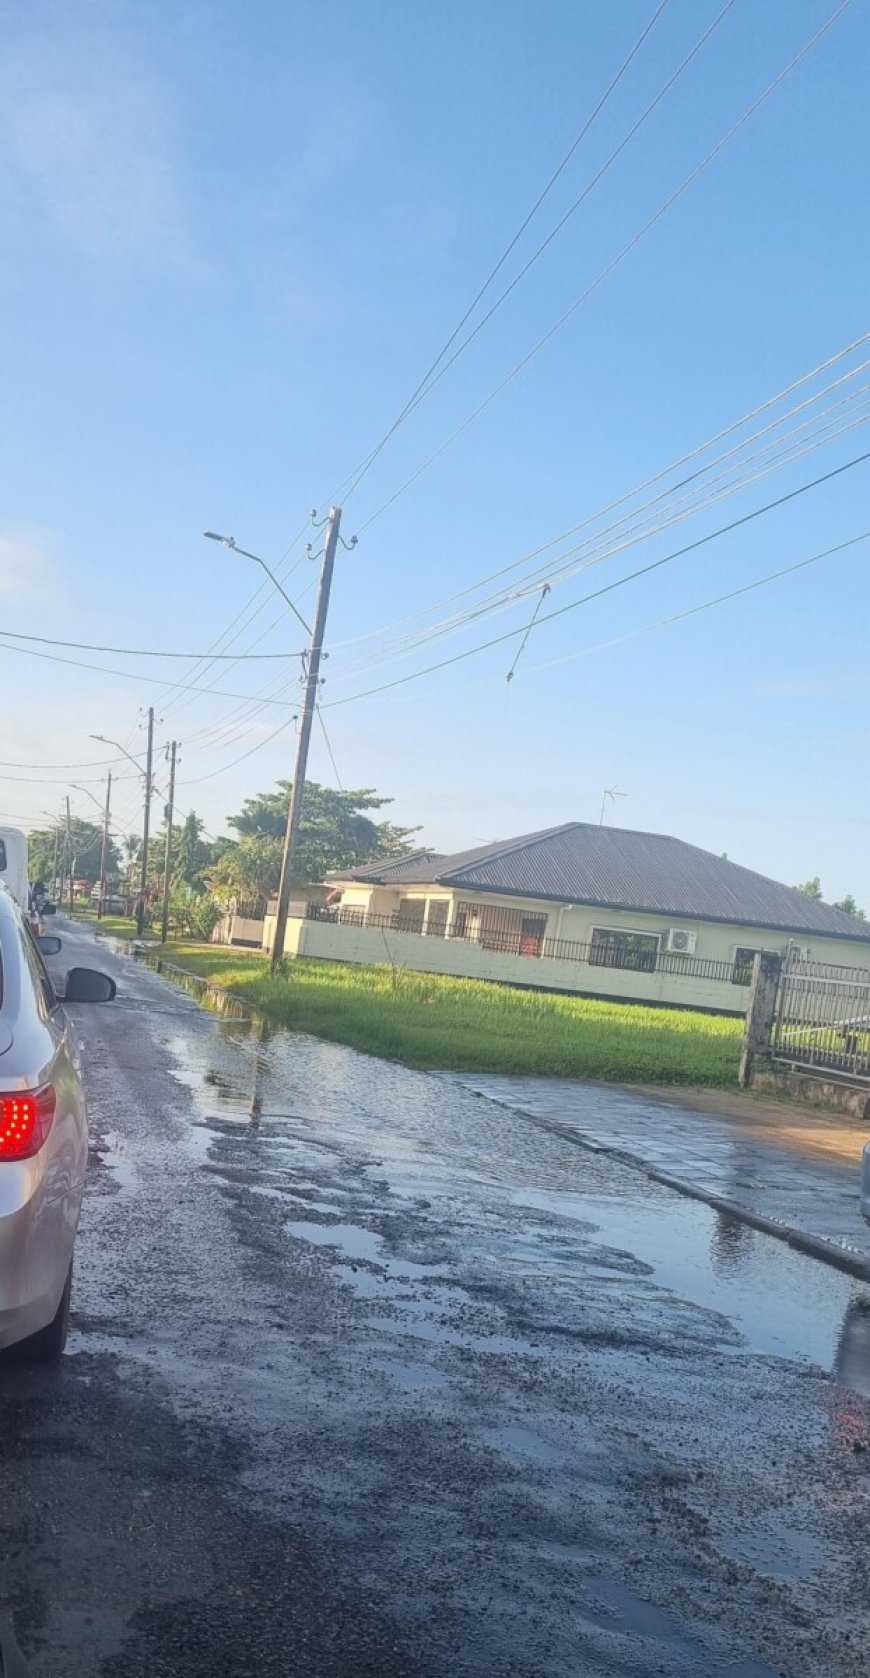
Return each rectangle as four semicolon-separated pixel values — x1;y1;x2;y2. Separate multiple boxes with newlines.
66;904;139;940
154;943;742;1087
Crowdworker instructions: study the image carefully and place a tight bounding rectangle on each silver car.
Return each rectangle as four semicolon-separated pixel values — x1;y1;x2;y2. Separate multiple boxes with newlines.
0;885;115;1361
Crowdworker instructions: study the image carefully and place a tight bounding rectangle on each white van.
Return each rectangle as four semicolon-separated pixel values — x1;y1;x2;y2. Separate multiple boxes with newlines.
0;827;30;911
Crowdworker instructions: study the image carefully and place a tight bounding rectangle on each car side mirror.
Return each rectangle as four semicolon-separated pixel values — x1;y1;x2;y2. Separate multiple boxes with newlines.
63;967;117;1003
42;902;57;915
37;935;62;956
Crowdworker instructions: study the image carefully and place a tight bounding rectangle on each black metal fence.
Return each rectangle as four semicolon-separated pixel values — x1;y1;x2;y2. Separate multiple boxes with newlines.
303;903;741;987
771;955;870;1080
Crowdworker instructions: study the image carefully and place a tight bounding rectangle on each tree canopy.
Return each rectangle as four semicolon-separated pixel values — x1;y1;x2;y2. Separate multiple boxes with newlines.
211;781;420;900
28;819;121;887
795;877;866;920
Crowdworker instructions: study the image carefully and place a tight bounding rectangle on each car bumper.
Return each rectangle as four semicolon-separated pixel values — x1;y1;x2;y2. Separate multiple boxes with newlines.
0;1153;71;1350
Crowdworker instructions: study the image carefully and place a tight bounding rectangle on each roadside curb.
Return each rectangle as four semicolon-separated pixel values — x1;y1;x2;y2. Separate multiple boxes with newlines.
467;1088;870;1285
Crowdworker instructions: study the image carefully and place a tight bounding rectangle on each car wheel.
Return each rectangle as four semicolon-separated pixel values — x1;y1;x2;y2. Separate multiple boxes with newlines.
18;1263;73;1364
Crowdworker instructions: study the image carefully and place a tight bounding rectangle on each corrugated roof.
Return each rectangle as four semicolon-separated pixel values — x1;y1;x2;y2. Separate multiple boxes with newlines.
337;823;870;941
331;849;446;884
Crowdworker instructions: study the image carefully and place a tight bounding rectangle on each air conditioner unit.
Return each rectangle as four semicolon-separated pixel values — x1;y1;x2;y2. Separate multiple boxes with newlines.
664;928;697;955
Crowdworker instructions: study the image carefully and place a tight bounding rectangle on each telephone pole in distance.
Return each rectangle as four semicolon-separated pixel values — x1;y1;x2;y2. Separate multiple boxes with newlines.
97;770;112;919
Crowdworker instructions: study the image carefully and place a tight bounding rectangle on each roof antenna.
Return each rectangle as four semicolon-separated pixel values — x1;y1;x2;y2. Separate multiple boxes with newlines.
599;786;627;826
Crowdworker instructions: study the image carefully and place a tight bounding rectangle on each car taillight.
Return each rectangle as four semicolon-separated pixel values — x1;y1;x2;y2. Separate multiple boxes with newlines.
0;1086;57;1161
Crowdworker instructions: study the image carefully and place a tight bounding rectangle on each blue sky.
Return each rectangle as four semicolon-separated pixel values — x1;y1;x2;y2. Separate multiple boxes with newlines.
1;0;868;901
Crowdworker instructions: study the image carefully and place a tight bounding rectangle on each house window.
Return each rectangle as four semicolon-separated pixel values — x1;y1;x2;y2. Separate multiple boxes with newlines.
590;927;659;972
731;947;759;986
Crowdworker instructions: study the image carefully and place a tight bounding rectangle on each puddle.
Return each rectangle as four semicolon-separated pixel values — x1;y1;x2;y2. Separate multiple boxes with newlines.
509;1184;870;1383
287;1220;384;1265
719;1511;838;1584
483;1422;567;1468
372;1356;451;1393
93;1131;138;1192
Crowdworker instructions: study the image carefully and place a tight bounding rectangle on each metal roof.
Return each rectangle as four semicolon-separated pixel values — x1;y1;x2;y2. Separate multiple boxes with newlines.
340;823;870;942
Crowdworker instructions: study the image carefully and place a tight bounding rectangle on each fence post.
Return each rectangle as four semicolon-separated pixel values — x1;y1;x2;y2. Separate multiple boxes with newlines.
739;951;782;1087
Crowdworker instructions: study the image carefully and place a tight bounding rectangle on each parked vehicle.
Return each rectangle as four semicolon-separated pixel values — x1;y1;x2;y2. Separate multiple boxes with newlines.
0;828;29;912
0;885;116;1361
861;1140;870;1226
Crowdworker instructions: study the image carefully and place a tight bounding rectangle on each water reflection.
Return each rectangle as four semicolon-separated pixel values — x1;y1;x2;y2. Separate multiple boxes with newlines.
834;1299;870;1400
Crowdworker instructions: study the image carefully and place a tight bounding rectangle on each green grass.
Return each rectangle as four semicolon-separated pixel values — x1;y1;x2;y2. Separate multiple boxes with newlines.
153;943;742;1088
66;903;138;940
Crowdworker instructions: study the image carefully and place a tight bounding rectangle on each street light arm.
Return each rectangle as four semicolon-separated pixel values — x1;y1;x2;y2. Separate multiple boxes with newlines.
203;531;312;636
89;735;147;778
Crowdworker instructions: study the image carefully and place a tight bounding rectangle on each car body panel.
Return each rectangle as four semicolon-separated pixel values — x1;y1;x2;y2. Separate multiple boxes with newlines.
0;829;30;912
861;1140;870;1227
0;889;88;1351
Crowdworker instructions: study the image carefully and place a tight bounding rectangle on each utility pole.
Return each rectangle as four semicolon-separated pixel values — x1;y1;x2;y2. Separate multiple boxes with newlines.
160;741;177;946
51;828;59;899
97;770;112;919
65;795;73;912
137;706;154;939
271;506;343;970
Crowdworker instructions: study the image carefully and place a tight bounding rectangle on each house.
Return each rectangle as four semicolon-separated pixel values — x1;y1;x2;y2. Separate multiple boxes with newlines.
277;823;870;1014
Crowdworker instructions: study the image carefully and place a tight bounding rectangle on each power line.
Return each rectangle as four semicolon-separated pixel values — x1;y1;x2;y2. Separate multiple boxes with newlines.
354;0;855;536
316;707;343;790
334;0;673;504
326;383;870;685
178;718;293;785
0;639;297;707
341;0;738;498
0;629;302;660
326;333;870;660
322;446;870;709
519;529;870;679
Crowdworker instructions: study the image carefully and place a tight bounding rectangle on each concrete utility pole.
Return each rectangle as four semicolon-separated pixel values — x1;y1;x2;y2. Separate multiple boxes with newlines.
51;828;59;899
271;506;343;971
137;707;154;939
160;741;177;947
65;796;73;911
97;770;112;919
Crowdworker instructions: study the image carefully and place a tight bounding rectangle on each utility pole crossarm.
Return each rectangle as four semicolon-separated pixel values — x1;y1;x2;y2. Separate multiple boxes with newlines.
270;506;343;969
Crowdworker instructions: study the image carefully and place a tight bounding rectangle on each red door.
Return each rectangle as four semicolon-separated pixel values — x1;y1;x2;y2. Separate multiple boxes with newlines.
519;916;545;957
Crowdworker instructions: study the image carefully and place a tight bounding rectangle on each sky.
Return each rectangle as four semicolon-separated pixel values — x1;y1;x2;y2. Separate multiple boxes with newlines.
1;0;868;902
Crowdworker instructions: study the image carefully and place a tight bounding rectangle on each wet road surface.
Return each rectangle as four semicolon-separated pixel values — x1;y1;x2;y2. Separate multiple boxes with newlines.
1;922;869;1677
454;1073;870;1270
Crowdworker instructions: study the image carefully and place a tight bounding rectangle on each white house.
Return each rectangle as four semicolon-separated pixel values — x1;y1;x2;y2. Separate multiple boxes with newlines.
274;823;870;1014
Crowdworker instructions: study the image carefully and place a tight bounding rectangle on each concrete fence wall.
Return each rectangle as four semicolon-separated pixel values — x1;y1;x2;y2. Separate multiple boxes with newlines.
282;916;746;1013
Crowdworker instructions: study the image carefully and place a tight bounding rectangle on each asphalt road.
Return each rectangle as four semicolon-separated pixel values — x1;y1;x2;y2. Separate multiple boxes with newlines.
1;922;868;1678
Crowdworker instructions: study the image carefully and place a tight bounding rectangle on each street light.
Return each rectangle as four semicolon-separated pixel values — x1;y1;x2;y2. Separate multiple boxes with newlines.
203;531;312;636
89;734;146;777
91;710;155;938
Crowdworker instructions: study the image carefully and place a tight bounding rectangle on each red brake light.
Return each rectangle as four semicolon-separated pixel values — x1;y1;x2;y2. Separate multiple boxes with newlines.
0;1086;57;1160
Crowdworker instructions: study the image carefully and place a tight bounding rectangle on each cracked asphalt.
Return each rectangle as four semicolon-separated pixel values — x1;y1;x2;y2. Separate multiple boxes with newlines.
1;921;868;1677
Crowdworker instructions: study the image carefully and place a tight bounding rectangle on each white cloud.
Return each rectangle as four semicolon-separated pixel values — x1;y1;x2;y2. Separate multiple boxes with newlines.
0;526;56;603
0;6;200;272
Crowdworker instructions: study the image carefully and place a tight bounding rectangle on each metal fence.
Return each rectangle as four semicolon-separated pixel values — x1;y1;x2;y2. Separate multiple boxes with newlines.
771;955;870;1080
304;903;742;987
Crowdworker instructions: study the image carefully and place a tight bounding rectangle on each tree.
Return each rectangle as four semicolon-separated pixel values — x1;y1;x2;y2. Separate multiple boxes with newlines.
175;811;209;885
28;821;120;888
216;781;420;896
795;877;823;901
832;894;867;921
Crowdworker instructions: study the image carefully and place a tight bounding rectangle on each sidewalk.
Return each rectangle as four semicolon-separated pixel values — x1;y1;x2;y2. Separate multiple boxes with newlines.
450;1073;870;1276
